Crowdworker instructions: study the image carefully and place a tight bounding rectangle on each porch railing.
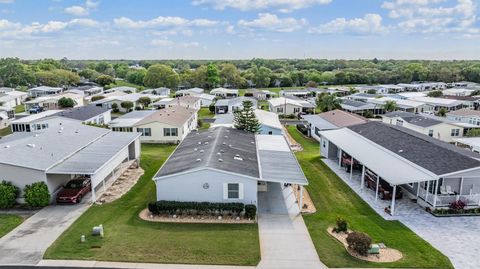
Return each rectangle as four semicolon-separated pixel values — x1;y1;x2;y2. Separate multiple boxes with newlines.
434;194;480;207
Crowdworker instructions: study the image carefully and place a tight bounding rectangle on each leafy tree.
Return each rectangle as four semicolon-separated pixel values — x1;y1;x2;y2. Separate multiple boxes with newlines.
120;101;134;112
0;181;20;209
143;64;179;89
470;90;480;96
114;63;130;78
126;69;147;85
138;96;151;108
58;97;75;108
249;65;272;88
438;108;447;117
79;68;100;80
316;93;341;112
24;182;50;208
219;63;244;88
35;69;79;87
91;95;105;102
363;110;374;118
466;129;480;137
95;74;115;86
383;100;398;112
111;102;119;112
0;58;35;87
209;102;216;113
233;101;261;133
305;80;318;88
206;63;220;89
427;90;443;97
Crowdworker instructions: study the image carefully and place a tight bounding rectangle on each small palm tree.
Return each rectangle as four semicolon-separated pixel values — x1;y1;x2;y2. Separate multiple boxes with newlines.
438;108;447;117
316;93;341;112
383;100;398;112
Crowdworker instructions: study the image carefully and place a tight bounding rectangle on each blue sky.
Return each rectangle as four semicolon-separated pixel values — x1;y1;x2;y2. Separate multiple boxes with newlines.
0;0;478;59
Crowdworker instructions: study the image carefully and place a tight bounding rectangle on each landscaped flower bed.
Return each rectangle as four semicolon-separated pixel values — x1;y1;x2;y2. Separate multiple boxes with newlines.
431;200;480;217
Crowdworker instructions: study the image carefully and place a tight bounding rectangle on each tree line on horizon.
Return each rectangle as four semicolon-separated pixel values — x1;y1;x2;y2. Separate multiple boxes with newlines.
1;57;480;90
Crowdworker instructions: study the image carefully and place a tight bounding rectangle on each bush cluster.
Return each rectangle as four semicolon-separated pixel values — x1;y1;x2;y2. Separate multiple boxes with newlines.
346;232;372;256
434;207;480;215
245;204;257;219
148;200;248;216
24;182;50;208
0;180;20;208
333;217;348;233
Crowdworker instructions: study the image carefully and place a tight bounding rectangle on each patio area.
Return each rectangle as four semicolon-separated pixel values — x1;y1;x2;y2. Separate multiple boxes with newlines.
322;157;480;269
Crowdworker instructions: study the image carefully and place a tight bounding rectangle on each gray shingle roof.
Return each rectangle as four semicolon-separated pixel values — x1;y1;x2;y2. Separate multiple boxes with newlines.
55;105;110;121
155;127;259;178
349;122;480;175
384;111;442;127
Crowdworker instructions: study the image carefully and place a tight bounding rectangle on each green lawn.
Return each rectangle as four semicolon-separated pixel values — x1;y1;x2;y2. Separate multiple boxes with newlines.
198;107;214;119
0;127;12;137
0;214;23;238
287;126;453;268
15;104;25;114
44;144;260;266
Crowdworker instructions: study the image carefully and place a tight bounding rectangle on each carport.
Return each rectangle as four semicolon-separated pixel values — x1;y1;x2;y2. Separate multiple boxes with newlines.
256;135;309;210
320;128;437;215
47;132;140;202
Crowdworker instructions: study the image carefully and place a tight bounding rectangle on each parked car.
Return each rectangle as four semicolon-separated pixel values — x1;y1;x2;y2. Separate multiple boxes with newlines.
28;105;43;114
364;169;403;200
56;178;91;204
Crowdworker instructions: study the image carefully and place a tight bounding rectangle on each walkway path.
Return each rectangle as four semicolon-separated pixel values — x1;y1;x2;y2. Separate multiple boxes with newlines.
0;201;90;265
257;182;327;269
323;158;480;269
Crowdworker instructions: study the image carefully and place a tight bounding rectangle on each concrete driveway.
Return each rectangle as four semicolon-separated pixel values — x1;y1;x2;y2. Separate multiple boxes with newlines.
0;199;90;265
257;182;326;269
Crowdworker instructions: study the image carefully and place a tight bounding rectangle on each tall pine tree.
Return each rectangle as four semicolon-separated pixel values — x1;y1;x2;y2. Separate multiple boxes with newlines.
233;100;261;133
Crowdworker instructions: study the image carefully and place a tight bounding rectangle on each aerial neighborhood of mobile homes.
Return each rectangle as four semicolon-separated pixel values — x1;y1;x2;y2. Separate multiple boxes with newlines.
1;73;480;269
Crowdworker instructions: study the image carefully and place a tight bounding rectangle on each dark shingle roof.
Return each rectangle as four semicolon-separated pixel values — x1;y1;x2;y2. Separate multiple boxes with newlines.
55;105;110;121
384;111;442;127
349;121;480;175
155;127;259;178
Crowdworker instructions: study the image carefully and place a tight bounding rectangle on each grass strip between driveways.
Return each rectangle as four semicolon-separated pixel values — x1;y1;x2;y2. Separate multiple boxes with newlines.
44;144;260;266
0;214;23;238
287;126;453;269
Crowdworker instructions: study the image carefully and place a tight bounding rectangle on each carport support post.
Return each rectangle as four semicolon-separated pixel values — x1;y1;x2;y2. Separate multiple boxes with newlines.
91;187;96;203
375;175;380;201
433;179;440;208
391;185;397;215
299;185;304;211
360;165;365;189
338;149;342;168
349;156;353;180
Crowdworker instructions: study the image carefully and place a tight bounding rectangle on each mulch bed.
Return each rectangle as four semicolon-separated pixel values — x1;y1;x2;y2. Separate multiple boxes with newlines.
139;208;256;224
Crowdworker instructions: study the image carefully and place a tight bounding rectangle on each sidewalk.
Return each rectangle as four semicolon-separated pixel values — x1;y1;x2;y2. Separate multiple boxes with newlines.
38;260;255;269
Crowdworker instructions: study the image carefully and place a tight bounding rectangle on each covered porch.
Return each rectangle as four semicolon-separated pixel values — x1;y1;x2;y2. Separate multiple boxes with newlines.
417;177;480;208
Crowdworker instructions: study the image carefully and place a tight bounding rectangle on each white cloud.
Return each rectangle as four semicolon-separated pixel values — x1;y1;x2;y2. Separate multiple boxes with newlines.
382;0;478;34
151;38;175;46
114;16;191;28
0;0;14;3
192;0;331;12
238;13;307;32
64;0;99;16
182;42;200;48
308;13;388;34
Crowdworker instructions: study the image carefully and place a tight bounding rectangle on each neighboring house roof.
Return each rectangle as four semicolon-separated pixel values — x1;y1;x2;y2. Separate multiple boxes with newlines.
448;108;480;117
369;97;426;108
317;109;367;128
92;93;160;104
210;88;238;94
268;97;315;108
135;106;196;126
215;97;257;107
155;127;259;178
11;110;63;124
109;86;137;92
28;86;62;92
349;121;480;176
55;105;110;121
187;87;204;94
383;111;442;128
301;114;338;130
109;110;156;128
340;99;377;110
254;109;282;130
411;96;464;106
0;87;14;93
199;93;216;100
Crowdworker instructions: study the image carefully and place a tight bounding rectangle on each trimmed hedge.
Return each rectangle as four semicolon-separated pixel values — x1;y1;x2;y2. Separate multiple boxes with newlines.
24;182;50;208
148;201;258;217
0;180;20;208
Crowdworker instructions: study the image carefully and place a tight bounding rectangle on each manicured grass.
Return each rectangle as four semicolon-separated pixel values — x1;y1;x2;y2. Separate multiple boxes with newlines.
44;144;260;266
198;107;214;119
287;126;453;268
14;104;25;114
0;127;12;137
0;214;23;238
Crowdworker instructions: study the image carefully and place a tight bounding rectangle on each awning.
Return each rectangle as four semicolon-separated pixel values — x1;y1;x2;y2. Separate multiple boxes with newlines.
320;128;438;185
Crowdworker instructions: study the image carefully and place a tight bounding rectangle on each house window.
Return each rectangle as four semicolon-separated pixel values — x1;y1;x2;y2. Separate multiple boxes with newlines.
451;128;460;137
408;182;414;188
428;130;434;137
396;120;403;126
276;107;284;113
163;128;178;136
227;183;239;199
137;128;151;137
294;107;300;113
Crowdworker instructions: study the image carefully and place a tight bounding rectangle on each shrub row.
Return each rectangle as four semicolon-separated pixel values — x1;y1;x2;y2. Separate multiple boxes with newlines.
434;207;480;215
0;180;50;209
148;200;257;219
296;124;308;135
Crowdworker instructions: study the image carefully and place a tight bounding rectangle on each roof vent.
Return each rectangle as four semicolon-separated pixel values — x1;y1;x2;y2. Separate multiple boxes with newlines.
398;149;404;153
218;158;223;162
204;142;209;145
199;149;204;153
222;142;226;145
196;158;202;162
194;148;198;151
217;152;221;155
229;144;232;147
26;143;35;148
198;141;202;145
234;155;243;161
220;149;225;153
4;145;10;148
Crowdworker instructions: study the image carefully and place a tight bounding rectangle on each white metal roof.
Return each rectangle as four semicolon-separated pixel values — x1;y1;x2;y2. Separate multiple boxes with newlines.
268;97;315;108
254;109;282;130
453;137;480;152
109;110;156;128
411;96;464;106
256;134;308;185
320;128;438;185
11;110;63;124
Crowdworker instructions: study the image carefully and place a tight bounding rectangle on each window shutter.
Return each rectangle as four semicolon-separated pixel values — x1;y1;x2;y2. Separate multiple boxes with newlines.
223;183;228;199
239;183;244;199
